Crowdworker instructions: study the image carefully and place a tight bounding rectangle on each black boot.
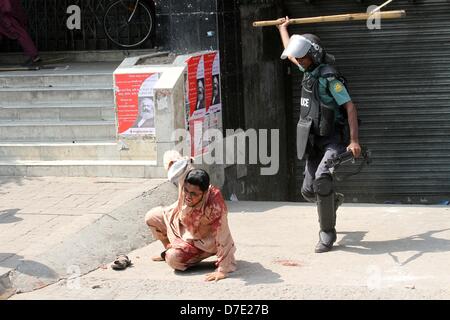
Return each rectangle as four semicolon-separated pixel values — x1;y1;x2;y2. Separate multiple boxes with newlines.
313;176;337;253
315;229;337;253
314;192;344;253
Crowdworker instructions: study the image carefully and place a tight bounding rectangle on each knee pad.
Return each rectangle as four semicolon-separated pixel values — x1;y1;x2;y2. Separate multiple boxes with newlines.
313;176;333;197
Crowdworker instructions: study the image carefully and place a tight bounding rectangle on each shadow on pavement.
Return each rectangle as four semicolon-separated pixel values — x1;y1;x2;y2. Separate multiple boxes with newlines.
230;261;283;286
0;253;58;279
174;261;217;276
227;202;309;214
337;228;450;266
0;176;41;188
174;260;283;285
0;209;22;224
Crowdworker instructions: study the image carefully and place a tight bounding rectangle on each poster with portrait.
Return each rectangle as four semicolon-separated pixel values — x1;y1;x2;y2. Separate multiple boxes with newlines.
115;72;159;136
185;51;222;156
204;51;222;132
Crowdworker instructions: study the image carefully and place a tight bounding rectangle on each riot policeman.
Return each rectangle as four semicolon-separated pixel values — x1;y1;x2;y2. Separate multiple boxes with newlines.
277;16;361;253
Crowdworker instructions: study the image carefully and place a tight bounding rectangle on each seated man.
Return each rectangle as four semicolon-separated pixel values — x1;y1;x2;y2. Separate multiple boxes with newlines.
145;169;236;282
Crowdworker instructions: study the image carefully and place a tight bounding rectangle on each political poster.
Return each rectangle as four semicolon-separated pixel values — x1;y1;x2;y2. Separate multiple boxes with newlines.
114;72;159;136
185;51;222;156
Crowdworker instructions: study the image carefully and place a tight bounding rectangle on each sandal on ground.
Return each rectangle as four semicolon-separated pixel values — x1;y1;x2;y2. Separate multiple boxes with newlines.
111;254;132;270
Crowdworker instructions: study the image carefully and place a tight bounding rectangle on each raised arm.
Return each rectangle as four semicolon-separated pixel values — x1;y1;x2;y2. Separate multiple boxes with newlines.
276;16;299;66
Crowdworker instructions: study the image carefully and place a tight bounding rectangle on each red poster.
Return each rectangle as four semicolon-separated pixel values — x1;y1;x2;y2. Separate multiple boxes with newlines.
203;52;216;112
185;51;222;156
186;56;204;117
114;73;159;135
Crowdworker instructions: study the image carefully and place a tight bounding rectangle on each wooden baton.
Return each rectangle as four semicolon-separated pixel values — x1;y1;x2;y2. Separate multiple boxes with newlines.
252;10;406;27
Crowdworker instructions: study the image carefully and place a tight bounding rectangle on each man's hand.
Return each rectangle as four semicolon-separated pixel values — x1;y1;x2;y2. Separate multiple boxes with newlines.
205;271;227;282
347;142;361;158
277;16;295;64
276;16;291;29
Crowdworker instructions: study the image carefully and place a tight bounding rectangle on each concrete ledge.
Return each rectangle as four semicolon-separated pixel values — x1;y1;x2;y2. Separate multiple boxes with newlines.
0;160;166;178
0;50;159;64
0;105;115;122
0;88;114;105
0;121;116;142
0;74;113;89
0;141;155;161
117;51;173;69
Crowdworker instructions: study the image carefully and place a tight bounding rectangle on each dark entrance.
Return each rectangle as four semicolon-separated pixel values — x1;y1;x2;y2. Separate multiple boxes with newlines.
1;0;156;52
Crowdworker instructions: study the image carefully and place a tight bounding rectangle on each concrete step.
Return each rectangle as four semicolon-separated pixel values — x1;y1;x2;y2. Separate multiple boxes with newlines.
0;160;166;178
0;73;113;89
0;141;156;161
0;62;118;89
0;86;114;105
0;121;116;142
0;103;115;121
0;49;158;64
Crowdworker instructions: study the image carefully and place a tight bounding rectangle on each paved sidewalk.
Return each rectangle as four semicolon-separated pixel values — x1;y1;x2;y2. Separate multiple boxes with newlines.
10;200;450;300
0;176;177;299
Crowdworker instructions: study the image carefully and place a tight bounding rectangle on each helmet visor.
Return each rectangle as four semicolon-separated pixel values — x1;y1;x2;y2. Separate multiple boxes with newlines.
280;35;312;60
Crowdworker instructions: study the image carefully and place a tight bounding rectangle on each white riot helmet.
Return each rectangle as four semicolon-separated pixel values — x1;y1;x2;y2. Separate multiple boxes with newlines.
280;33;325;66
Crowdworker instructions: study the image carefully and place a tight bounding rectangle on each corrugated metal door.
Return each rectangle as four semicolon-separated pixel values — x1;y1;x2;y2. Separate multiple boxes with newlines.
285;0;450;204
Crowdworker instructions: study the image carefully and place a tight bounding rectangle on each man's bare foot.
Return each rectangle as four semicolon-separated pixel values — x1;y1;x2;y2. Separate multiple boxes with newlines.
151;255;164;262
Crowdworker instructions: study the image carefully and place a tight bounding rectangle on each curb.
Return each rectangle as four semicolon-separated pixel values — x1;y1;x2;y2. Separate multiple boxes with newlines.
7;181;178;299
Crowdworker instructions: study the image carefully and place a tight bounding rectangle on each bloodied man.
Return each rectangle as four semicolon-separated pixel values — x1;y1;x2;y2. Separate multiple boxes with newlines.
145;168;236;282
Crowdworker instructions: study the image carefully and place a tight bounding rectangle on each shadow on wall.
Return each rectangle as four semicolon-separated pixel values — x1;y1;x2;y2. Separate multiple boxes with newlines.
337;228;450;266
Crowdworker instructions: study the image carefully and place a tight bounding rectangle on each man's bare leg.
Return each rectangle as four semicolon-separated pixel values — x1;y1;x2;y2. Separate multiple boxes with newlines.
145;208;172;262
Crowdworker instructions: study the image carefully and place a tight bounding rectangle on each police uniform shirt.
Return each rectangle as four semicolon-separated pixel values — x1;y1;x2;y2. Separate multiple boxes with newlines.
305;64;352;122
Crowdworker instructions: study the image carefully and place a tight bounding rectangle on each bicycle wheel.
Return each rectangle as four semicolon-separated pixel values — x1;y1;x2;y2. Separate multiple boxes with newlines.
104;0;153;48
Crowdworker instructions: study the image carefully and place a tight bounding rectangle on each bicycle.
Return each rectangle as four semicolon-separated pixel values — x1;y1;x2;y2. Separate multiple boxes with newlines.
103;0;154;48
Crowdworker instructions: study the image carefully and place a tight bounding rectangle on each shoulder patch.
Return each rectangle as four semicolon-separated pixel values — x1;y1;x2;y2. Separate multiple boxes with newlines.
334;82;344;93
